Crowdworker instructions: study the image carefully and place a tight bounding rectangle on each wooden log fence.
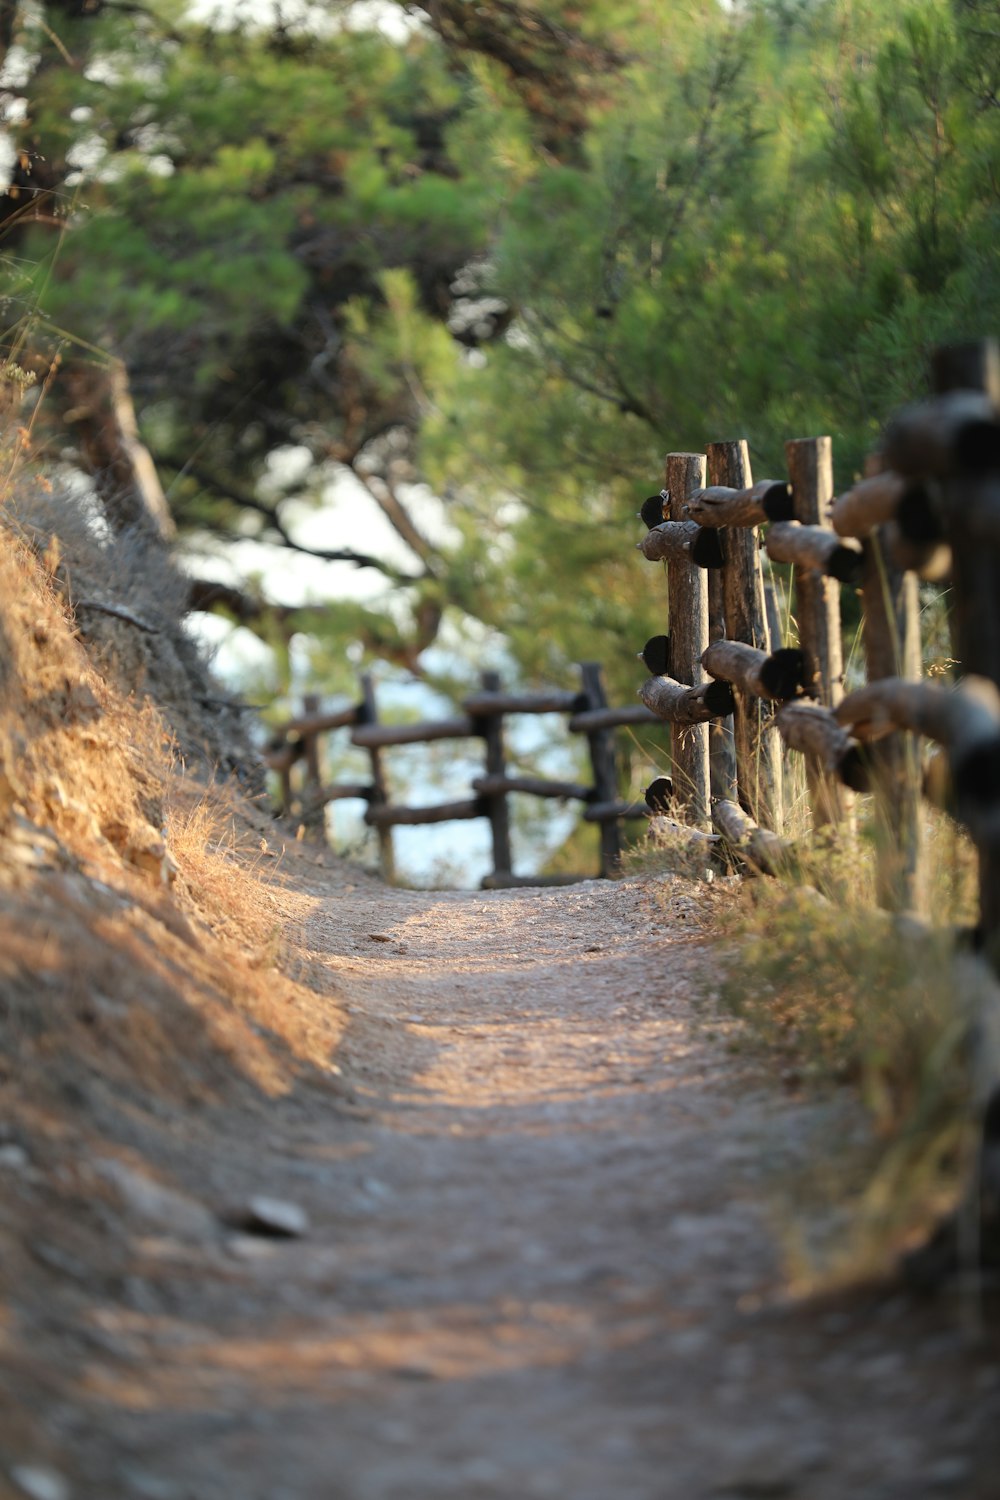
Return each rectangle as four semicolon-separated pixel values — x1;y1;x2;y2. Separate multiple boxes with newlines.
630;338;1000;937
265;663;668;886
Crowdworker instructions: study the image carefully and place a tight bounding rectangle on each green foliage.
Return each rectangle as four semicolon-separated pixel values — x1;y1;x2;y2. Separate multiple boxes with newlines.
2;0;999;719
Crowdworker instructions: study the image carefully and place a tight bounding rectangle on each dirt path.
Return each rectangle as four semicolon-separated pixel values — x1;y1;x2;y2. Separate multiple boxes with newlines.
5;872;1000;1499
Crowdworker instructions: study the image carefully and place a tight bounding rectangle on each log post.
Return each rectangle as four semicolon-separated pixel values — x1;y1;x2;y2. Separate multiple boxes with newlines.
478;669;513;883
860;526;925;913
785;436;852;833
580;661;620;876
706;439;783;830
359;673;396;884
785;437;846;705
300;691;325;831
665;452;710;829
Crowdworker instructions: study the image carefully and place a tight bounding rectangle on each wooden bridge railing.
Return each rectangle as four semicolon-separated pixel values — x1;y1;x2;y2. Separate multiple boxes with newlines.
265;662;664;887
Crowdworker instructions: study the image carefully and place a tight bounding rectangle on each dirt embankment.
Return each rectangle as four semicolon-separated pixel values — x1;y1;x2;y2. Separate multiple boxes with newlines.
0;499;999;1499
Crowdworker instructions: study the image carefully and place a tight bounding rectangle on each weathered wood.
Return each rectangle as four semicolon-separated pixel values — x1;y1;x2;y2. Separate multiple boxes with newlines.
478;670;512;880
579;662;621;876
836;675;1000;754
359;673;395;883
712;799;796;878
302;693;322;793
472;773;592;801
463;688;583;716
774;701;866;828
859;529;925;913
774;702;868;788
784;436;852;833
277;702;361;742
831;472;906;539
707;439;783;830
365;798;484;827
351;715;476;749
665;451;711;830
764;520;863;585
682;480;795;528
702;640;808;703
882;390;1000;478
639;673;734;725
568;704;660;733
637;519;701;564
690;528;726;569
314;782;373;804
583;800;651;823
707;556;737;804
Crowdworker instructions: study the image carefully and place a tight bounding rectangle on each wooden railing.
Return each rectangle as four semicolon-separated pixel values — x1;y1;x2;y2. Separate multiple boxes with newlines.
265;663;665;886
631;341;1000;940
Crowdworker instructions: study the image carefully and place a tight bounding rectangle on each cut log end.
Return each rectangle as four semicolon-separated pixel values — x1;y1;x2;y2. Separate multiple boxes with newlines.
761;482;795;522
957;419;1000;475
640;635;671;676
644;776;674;813
691;528;726;569
704;678;736;716
828;544;866;585
639;493;667;529
759;647;809;702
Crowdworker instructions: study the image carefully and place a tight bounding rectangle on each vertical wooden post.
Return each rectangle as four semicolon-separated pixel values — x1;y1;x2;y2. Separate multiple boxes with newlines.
665;452;711;830
932;340;1000;952
707;564;737;805
359;673;396;884
580;661;620;876
301;691;324;830
706;439;783;831
861;531;924;912
785;436;851;830
479;669;513;881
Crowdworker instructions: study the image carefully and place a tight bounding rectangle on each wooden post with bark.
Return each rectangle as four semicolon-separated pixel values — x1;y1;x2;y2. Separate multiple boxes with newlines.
665;452;711;829
579;661;621;876
784;436;853;831
477;670;513;883
706;439;783;830
860;522;925;913
359;673;396;884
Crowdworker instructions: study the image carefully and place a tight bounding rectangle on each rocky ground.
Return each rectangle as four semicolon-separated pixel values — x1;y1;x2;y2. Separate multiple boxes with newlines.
1;850;998;1500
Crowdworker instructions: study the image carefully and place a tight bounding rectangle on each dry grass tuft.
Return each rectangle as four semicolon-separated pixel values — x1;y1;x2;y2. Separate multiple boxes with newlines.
709;865;980;1287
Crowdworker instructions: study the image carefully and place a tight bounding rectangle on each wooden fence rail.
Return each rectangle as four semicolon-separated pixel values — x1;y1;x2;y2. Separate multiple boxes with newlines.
265;662;666;886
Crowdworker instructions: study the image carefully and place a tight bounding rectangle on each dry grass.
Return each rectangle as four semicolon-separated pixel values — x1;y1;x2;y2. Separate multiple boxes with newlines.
706;839;982;1287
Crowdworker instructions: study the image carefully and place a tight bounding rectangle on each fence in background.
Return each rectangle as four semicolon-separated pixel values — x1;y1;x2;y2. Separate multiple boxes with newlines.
265;663;666;887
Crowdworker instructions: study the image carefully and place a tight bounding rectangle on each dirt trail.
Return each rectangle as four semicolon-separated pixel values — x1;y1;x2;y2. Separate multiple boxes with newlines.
5;871;1000;1499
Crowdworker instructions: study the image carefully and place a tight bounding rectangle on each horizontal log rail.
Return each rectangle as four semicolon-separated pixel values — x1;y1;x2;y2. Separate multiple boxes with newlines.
464;688;585;717
568;703;661;733
583;799;651;823
471;772;593;801
774;701;869;792
764;521;863;584
351;715;476;749
712;798;796;878
638;674;735;725
365;797;484;827
682;480;794;528
702;640;809;702
831;471;906;538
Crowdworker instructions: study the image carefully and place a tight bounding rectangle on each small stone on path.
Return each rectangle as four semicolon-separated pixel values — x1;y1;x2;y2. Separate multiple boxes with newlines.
242;1195;310;1238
